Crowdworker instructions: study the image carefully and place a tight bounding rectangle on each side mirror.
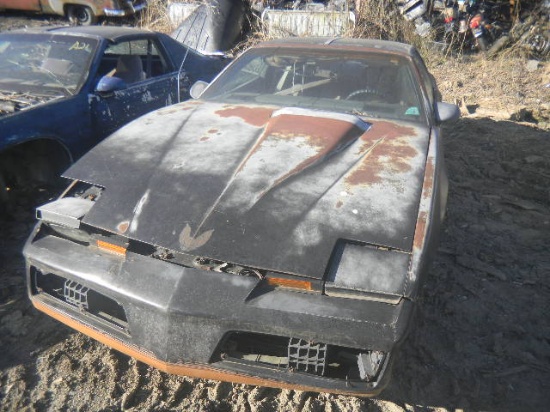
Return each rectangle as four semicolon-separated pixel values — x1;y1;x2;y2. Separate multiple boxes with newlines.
190;80;209;99
436;102;460;123
95;76;127;93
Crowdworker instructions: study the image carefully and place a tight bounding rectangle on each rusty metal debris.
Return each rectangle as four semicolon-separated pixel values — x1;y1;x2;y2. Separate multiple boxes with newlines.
257;1;355;37
395;0;549;57
169;1;356;52
167;1;548;58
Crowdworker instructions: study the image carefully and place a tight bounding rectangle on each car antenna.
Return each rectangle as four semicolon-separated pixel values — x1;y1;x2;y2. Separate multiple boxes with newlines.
177;5;209;103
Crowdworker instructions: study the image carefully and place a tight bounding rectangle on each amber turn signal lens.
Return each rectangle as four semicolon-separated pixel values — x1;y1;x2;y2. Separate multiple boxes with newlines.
266;277;312;291
97;240;127;256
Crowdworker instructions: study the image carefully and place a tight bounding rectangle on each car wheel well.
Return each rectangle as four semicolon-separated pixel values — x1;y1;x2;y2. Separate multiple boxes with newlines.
0;139;72;188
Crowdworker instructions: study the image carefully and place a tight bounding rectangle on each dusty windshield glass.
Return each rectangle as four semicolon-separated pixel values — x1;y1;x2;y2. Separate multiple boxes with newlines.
202;48;426;123
0;34;97;95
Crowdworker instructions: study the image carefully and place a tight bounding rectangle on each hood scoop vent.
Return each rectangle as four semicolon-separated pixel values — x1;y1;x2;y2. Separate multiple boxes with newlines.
222;107;371;212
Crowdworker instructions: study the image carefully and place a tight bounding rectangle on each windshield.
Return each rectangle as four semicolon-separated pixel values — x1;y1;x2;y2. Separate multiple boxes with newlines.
202;48;426;123
0;34;98;95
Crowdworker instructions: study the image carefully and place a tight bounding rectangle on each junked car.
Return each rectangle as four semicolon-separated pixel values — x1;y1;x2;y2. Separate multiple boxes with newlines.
0;0;147;25
0;26;227;209
24;38;459;395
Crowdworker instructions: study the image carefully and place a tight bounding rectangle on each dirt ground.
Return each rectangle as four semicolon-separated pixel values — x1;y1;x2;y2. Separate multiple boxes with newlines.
1;10;549;412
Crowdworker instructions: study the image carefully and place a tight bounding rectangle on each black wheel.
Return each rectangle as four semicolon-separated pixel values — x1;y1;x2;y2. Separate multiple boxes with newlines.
67;5;97;26
477;35;489;51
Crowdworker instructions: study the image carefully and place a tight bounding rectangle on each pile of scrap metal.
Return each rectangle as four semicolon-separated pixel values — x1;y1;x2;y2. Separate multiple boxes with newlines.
169;0;246;55
168;0;355;54
167;0;546;57
484;1;550;58
255;0;355;37
397;0;549;57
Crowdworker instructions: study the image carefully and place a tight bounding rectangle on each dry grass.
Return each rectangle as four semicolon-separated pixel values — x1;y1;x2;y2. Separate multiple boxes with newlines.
136;0;174;33
353;1;413;42
352;1;444;63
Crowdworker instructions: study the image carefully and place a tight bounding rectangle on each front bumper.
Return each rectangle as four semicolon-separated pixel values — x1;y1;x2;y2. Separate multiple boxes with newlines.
104;2;147;17
24;232;414;396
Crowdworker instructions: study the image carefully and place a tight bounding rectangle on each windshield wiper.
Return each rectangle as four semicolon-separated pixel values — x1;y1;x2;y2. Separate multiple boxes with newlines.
36;66;74;96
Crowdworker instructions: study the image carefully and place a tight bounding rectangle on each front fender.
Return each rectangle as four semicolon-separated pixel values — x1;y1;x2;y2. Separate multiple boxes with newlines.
46;0;109;16
1;94;92;159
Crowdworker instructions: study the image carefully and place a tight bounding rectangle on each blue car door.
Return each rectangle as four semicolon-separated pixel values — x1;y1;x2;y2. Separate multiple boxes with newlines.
90;37;182;139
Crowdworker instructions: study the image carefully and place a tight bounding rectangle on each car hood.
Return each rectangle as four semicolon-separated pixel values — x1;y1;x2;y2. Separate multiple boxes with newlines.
65;101;430;279
0;90;64;119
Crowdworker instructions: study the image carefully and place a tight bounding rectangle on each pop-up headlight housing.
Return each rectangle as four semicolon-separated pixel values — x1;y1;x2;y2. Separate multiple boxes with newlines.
34;181;108;247
324;242;411;304
36;197;95;229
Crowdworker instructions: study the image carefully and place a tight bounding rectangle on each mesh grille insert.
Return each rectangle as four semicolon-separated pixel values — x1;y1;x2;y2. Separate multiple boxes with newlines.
288;338;328;376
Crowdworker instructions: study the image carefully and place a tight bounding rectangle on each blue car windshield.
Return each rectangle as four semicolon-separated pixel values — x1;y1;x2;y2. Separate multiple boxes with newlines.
0;34;98;95
201;48;426;123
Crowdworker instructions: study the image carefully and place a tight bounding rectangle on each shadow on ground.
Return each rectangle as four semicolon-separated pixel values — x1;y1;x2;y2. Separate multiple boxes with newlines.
381;117;550;411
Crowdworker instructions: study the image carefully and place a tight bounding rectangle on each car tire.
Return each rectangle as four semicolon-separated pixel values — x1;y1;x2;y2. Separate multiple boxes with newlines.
29;156;58;186
477;35;489;51
67;5;97;26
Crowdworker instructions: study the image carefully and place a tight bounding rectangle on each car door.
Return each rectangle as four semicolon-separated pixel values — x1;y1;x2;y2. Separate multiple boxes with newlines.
90;37;181;139
0;0;41;11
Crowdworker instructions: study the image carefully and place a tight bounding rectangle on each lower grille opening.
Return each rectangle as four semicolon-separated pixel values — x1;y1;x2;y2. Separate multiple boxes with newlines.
32;268;129;332
219;332;385;382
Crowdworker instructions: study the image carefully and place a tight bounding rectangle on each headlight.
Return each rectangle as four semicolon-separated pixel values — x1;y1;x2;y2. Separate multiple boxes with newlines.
324;243;411;304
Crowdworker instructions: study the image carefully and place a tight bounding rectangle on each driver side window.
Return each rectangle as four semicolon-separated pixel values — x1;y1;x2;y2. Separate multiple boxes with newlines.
97;39;170;86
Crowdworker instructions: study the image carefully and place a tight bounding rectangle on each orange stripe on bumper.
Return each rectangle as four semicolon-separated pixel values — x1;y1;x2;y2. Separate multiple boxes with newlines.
32;298;379;396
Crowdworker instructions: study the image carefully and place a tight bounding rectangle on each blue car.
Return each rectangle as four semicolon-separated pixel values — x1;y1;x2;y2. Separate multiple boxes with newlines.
0;26;227;208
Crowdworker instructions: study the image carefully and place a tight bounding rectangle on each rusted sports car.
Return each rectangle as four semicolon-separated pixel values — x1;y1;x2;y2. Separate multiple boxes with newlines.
0;0;147;25
24;38;459;395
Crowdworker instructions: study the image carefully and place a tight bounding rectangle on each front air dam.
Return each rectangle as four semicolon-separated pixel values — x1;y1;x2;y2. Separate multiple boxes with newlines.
32;298;388;397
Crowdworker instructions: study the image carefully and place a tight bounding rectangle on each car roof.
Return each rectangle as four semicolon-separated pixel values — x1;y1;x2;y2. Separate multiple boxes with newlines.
4;25;154;42
256;37;416;57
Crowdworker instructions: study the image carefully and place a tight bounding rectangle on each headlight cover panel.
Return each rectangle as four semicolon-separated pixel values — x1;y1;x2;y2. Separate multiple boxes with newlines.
324;243;411;303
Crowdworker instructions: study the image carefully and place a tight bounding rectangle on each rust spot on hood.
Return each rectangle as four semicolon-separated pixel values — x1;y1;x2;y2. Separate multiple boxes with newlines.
235;111;368;189
215;106;274;127
201;129;220;142
346;121;418;186
158;106;192;115
117;221;130;234
157;109;175;115
264;114;364;147
261;114;366;180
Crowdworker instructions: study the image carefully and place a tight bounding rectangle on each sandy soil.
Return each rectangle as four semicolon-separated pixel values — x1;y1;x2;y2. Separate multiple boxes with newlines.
1;11;549;412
